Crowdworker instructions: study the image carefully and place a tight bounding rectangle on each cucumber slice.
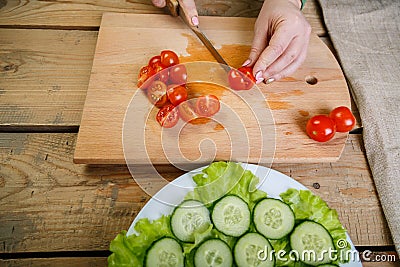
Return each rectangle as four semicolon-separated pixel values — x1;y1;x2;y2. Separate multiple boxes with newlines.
290;221;335;266
234;232;275;267
144;237;184;267
253;198;295;239
194;239;233;267
171;200;211;242
211;195;250;237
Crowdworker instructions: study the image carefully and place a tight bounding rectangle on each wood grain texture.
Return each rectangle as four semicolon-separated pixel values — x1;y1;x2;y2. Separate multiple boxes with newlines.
0;29;96;126
74;13;350;164
0;0;326;36
0;133;392;253
0;28;361;129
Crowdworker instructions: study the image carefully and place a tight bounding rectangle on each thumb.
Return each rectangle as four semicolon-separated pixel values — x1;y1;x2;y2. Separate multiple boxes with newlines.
179;0;199;26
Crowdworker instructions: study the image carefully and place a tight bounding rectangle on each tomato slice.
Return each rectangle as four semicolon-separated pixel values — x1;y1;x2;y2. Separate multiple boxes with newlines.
329;106;356;132
137;65;155;88
178;100;198;122
147;80;168;108
169;64;187;85
195;95;220;117
160;50;179;67
167;84;188;106
238;66;256;83
156;104;179;128
227;68;254;90
306;115;336;142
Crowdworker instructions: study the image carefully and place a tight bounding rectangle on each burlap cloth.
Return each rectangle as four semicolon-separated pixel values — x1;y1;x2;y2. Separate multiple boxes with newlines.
317;0;400;254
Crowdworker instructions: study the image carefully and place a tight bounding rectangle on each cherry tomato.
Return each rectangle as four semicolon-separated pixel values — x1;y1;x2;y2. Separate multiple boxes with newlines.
195;95;220;117
148;55;161;70
329;106;356;132
153;64;169;84
228;67;254;90
167;84;187;106
306;115;336;142
137;65;155;88
147;80;168;108
238;66;256;83
178;100;198;122
156;104;179;128
160;50;179;67
169;64;187;84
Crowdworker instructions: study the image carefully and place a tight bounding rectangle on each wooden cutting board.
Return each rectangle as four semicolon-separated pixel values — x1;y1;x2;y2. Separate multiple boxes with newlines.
74;13;350;165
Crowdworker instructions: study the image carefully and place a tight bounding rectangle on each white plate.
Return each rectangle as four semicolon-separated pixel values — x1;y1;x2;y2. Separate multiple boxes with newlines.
127;163;362;266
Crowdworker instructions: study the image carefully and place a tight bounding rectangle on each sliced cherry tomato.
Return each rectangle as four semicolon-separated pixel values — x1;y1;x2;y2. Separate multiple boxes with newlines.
329;106;356;132
195;95;220;117
167;84;187;106
228;67;254;90
153;64;169;84
160;50;179;67
238;66;256;83
147;80;168;108
137;65;155;88
148;55;161;70
178;100;198;122
156;104;179;128
169;64;187;85
306;115;336;142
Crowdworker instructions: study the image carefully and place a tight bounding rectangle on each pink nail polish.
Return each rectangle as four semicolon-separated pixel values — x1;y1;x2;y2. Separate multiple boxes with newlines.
242;59;251;66
255;71;264;84
191;16;199;26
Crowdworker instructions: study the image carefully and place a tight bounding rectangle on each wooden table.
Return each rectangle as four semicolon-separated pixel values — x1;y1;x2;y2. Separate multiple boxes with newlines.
0;0;398;266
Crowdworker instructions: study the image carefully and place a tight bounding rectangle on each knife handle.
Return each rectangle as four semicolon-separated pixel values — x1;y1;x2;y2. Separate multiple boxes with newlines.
166;0;179;17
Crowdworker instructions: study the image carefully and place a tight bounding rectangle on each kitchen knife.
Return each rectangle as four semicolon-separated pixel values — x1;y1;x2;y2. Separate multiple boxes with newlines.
166;0;231;71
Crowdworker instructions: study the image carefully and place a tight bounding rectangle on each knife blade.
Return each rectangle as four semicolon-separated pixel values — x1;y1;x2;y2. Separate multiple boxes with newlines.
166;0;231;71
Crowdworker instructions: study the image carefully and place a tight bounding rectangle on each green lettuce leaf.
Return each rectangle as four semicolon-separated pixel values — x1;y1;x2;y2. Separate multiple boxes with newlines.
187;161;267;208
280;189;351;263
108;215;172;267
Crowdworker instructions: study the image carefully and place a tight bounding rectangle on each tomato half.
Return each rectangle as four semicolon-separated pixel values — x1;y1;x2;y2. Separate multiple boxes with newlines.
238;66;256;83
169;64;187;85
167;84;187;106
160;50;179;67
156;104;179;128
137;65;155;88
153;64;169;84
178;100;198;122
148;55;161;70
306;115;336;142
329;106;356;132
228;67;254;90
147;80;168;108
195;95;220;117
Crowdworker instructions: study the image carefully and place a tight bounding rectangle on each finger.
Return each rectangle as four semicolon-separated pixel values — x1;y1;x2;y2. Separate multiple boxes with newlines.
242;28;268;69
253;25;295;79
263;36;305;79
179;0;199;26
268;45;308;81
152;0;166;8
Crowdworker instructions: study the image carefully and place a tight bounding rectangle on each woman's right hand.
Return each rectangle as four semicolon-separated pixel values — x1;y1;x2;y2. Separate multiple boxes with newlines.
151;0;200;26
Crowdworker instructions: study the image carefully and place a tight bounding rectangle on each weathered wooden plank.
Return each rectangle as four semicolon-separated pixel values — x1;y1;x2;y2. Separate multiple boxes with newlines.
0;29;97;126
0;0;326;36
0;30;360;128
0;133;391;253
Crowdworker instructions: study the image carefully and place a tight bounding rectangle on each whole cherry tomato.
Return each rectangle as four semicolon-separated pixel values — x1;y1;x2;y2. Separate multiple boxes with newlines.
227;67;254;90
156;104;179;128
160;50;179;67
329;106;356;132
167;84;187;106
306;115;336;142
178;100;198;122
147;80;168;108
195;95;221;117
148;55;161;70
137;65;155;88
169;64;187;85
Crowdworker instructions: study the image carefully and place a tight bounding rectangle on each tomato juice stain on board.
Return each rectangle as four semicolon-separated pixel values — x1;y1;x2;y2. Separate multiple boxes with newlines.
267;101;293;110
298;110;310;117
186;82;226;99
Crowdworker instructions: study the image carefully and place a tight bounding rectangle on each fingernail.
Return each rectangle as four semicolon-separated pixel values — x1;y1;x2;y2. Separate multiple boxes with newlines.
242;59;251;66
255;71;264;84
266;77;275;84
191;16;199;26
